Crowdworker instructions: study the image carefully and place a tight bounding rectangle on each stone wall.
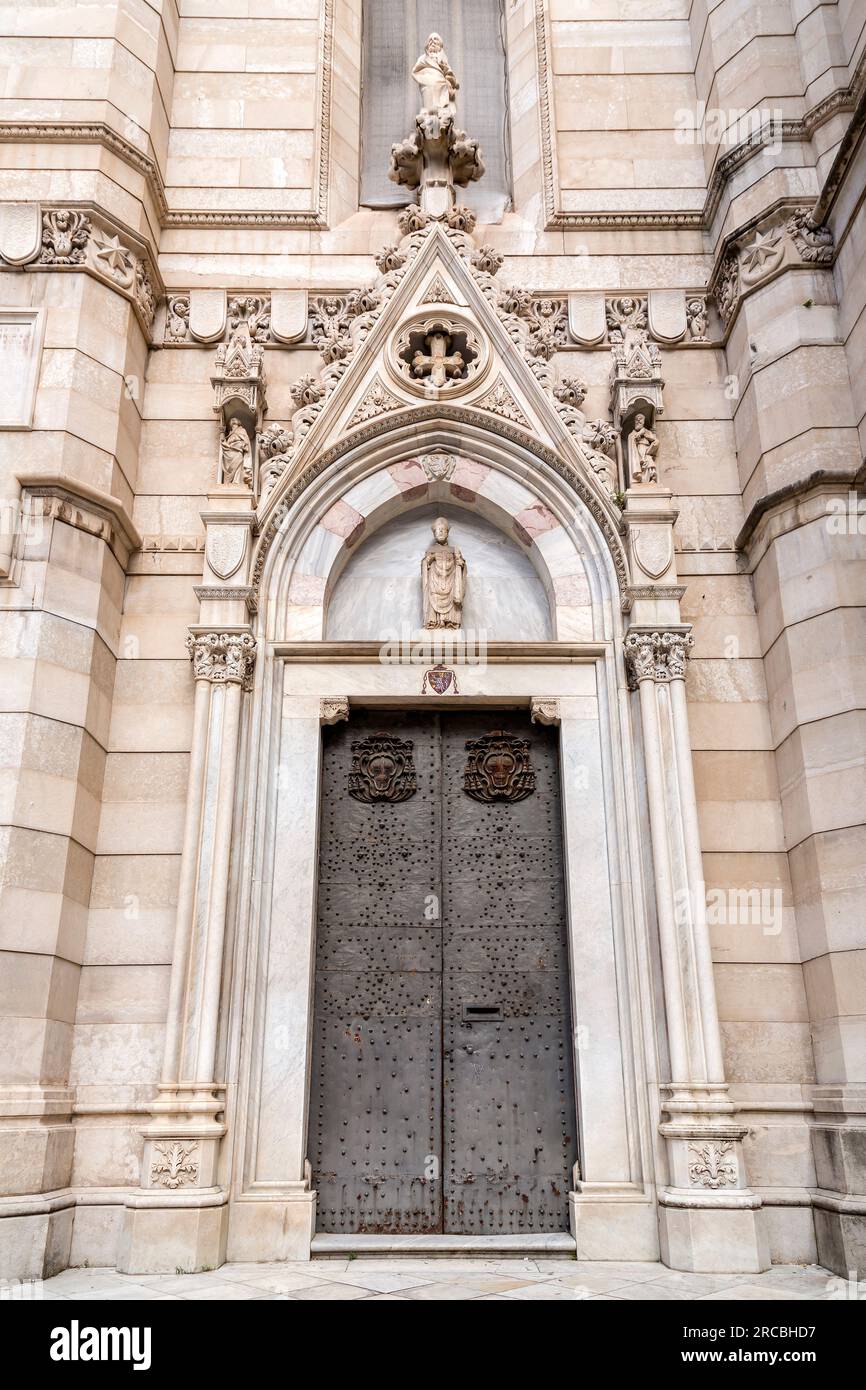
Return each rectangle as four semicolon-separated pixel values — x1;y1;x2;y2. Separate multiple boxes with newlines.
0;0;864;1278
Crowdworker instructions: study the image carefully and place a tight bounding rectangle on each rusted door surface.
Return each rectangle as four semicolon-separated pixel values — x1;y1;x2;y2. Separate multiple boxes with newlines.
310;710;577;1233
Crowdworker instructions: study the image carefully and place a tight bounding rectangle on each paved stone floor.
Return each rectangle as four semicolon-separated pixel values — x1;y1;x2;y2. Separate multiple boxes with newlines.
34;1260;849;1301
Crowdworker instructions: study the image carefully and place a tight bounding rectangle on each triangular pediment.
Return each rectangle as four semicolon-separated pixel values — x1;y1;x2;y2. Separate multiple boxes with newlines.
258;222;620;527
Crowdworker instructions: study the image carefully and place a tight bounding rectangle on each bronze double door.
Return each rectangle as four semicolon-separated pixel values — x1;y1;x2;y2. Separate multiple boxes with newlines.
309;709;578;1234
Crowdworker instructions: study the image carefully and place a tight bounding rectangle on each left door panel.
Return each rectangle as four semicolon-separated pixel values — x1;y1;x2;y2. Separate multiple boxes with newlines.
310;712;444;1232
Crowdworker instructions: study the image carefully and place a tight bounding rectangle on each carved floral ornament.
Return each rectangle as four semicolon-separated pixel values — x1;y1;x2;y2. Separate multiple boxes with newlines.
688;1140;737;1189
150;1140;199;1189
0;205;160;328
711;205;835;325
623;630;694;689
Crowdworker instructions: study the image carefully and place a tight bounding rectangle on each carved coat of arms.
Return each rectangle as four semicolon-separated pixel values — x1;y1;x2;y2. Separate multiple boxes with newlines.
421;663;459;695
348;733;417;802
463;731;535;803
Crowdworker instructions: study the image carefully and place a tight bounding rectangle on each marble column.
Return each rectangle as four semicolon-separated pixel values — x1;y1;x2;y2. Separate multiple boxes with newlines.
118;628;256;1274
625;628;770;1273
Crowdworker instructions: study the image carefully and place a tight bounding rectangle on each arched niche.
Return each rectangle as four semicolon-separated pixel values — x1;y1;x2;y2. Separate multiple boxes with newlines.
325;503;553;641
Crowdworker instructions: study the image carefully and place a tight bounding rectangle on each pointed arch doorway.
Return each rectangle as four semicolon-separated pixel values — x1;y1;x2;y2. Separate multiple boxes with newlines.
309;706;578;1235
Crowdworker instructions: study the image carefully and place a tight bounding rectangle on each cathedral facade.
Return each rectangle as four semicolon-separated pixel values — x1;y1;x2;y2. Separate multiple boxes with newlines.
0;1;864;1282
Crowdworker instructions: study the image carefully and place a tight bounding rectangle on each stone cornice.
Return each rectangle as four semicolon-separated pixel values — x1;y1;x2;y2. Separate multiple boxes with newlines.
273;640;607;663
735;469;864;563
2;202;162;335
16;471;141;565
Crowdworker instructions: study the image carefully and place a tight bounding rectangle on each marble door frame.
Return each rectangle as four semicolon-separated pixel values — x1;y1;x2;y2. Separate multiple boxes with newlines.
224;644;661;1261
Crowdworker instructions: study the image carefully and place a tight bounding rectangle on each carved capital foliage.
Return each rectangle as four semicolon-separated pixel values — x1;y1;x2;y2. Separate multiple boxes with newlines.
320;698;349;726
187;630;257;688
530;698;560;726
623;629;694;689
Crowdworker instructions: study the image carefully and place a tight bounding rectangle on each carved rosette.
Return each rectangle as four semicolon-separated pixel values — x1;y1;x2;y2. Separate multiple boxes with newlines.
187;631;257;688
463;732;536;803
624;630;694;689
349;734;417;803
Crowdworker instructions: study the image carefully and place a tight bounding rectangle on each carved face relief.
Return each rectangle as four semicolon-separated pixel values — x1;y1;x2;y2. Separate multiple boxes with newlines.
463;732;536;803
349;734;418;803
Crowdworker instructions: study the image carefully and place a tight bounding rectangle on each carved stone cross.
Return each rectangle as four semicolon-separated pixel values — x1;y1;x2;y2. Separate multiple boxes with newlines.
412;329;464;388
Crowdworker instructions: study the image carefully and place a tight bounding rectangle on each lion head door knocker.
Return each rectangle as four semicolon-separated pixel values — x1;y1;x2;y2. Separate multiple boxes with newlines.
463;731;535;803
348;733;417;803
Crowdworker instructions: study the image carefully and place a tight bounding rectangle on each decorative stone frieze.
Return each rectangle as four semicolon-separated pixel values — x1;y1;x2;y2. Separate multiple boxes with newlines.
623;629;694;689
187;630;257;687
41;208;90;264
0;204;160;331
710;205;835;325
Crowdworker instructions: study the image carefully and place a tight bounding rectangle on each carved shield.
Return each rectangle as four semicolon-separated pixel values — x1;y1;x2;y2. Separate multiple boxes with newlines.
463;731;535;803
632;527;673;581
349;733;417;803
205;525;247;580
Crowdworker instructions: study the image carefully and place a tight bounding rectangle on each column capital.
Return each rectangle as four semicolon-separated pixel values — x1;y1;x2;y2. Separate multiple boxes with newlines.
187;628;257;688
624;628;693;689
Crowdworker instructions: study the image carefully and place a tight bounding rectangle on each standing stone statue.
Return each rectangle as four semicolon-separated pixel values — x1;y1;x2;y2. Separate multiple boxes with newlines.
627;413;660;484
412;32;458;130
422;516;466;629
220;416;252;487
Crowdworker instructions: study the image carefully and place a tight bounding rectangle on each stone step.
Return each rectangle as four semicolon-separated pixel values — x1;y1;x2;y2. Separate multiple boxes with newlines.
310;1233;577;1259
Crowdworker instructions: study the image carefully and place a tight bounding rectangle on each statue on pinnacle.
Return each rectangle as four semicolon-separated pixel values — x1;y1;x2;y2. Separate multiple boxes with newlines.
389;33;485;222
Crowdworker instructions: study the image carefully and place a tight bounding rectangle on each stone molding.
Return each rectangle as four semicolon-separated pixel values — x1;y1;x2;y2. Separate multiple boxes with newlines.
0;202;161;333
708;202;835;329
623;629;694;689
15;472;141;568
187;629;257;687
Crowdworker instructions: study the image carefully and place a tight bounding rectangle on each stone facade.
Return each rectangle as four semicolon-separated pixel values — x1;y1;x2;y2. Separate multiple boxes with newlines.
0;1;864;1281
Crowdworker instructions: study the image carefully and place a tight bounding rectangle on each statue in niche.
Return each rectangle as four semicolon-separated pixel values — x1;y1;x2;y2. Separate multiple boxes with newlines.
422;516;466;629
412;32;458;131
220;416;252;487
627;413;660;484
